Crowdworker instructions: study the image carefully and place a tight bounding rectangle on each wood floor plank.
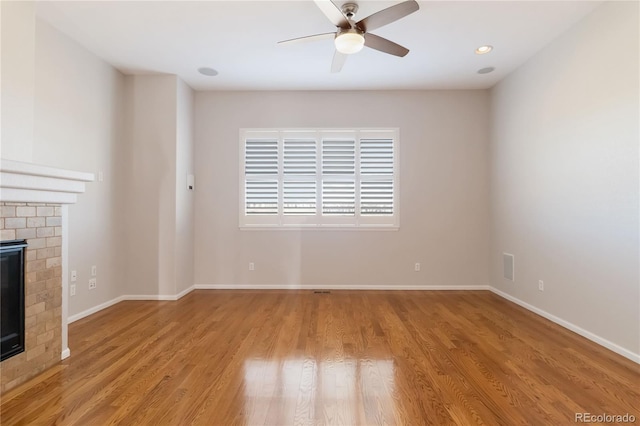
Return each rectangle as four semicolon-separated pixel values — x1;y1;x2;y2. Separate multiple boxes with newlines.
1;290;638;425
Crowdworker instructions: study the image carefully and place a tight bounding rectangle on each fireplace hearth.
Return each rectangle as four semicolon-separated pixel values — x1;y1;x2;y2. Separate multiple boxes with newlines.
1;239;27;361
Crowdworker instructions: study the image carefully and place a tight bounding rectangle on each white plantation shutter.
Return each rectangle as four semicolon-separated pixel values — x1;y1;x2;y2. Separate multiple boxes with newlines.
284;139;316;175
245;138;278;175
240;129;398;229
244;138;278;216
359;137;394;216
283;181;316;215
283;138;317;215
360;138;394;175
321;139;355;175
322;138;355;216
322;181;355;215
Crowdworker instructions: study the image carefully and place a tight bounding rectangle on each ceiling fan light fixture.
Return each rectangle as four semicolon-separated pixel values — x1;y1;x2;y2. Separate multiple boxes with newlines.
334;31;365;54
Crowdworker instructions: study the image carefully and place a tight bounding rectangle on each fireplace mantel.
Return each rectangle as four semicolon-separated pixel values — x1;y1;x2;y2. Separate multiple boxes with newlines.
0;159;94;204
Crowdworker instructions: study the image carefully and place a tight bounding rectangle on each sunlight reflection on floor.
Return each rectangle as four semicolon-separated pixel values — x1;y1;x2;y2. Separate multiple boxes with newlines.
243;358;396;425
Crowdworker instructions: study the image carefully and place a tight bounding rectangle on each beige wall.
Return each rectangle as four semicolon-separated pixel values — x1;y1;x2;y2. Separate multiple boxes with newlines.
0;1;35;162
194;90;491;288
175;79;195;294
123;75;177;296
122;74;195;297
32;19;126;318
490;1;639;356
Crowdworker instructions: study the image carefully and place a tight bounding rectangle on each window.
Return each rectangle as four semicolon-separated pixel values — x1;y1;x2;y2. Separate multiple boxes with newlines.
240;129;399;229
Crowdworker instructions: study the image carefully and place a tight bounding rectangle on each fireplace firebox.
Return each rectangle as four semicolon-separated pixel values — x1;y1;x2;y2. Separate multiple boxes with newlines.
1;239;27;361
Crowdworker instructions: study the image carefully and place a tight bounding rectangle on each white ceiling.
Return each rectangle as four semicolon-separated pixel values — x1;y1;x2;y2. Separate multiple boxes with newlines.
36;0;602;91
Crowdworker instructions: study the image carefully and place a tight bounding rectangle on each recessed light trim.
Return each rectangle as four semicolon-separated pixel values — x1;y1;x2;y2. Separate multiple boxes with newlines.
475;45;493;55
198;67;219;76
477;67;495;74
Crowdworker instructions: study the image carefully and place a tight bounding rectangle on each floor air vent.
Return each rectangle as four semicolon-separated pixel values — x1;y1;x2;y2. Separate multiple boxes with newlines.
313;290;331;294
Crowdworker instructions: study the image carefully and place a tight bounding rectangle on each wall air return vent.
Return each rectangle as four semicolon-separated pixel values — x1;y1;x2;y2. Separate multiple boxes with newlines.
503;253;515;281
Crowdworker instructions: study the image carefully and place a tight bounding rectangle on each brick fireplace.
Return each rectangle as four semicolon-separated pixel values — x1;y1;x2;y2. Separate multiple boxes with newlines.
0;203;63;392
0;159;93;394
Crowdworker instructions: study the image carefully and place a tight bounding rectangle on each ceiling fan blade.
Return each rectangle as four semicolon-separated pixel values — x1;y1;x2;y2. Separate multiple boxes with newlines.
278;32;336;45
331;50;348;73
314;0;350;29
356;0;419;32
364;33;410;57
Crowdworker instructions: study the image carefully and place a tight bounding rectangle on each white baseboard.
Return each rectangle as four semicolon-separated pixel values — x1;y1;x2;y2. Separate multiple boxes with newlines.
489;287;640;364
61;348;70;360
121;287;195;301
68;295;125;323
67;287;195;324
122;294;179;301
194;284;491;291
123;286;195;301
175;285;195;299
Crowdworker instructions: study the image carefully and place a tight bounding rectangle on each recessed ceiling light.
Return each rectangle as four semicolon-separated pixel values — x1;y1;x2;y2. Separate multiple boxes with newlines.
198;67;218;76
477;67;495;74
475;45;493;55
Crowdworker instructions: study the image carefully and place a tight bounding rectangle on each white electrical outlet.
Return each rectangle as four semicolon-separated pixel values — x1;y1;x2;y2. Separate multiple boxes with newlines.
414;263;421;272
70;285;76;296
91;265;97;276
89;278;97;290
249;262;255;271
71;270;77;282
538;280;544;291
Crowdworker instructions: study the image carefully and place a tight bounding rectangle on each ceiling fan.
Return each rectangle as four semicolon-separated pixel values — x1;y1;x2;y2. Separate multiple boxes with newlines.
278;0;420;73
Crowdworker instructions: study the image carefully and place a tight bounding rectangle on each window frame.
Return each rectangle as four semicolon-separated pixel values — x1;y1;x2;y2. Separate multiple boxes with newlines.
239;128;400;231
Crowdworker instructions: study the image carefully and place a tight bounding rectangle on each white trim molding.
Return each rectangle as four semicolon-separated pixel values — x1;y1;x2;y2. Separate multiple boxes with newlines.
175;286;195;299
0;159;94;204
121;290;194;301
61;206;70;362
68;296;126;324
68;287;195;324
61;348;71;360
489;287;640;364
194;284;491;291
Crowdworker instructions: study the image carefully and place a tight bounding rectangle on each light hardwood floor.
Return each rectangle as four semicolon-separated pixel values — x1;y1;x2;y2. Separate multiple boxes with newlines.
1;290;638;425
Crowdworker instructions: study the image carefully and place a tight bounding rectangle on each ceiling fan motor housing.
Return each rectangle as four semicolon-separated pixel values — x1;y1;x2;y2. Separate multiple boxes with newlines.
336;27;365;38
341;3;359;19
